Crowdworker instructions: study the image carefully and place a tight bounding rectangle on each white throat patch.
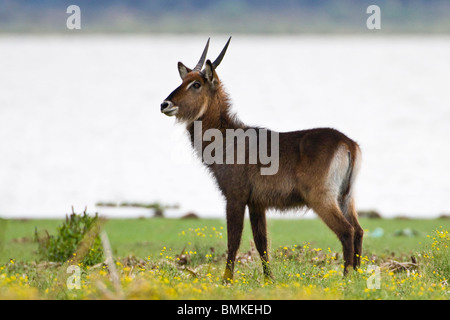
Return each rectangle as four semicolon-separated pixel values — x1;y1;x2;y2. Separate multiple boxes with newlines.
195;101;208;120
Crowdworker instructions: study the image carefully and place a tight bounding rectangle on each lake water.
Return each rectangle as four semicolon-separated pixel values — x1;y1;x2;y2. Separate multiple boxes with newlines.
0;34;449;219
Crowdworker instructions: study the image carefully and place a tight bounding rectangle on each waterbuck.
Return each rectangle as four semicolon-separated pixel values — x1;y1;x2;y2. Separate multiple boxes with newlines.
160;37;363;282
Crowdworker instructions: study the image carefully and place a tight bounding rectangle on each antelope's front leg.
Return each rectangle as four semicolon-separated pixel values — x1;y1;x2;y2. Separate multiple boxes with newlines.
223;201;246;283
249;205;274;282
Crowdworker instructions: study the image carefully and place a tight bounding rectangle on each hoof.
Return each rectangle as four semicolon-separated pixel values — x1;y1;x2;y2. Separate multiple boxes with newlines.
264;274;275;284
222;268;233;284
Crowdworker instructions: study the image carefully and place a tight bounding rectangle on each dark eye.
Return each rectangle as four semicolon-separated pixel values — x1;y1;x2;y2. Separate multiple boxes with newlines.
192;82;201;89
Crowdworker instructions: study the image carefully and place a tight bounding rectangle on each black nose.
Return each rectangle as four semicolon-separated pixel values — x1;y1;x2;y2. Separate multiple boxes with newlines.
160;101;169;111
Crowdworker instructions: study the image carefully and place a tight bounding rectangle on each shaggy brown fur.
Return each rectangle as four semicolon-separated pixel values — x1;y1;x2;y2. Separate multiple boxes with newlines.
161;41;363;282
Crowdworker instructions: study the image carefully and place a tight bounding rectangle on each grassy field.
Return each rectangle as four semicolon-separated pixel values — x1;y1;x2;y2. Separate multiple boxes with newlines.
0;217;448;300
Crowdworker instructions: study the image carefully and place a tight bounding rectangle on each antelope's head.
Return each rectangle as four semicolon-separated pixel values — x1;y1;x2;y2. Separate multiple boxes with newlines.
161;37;231;122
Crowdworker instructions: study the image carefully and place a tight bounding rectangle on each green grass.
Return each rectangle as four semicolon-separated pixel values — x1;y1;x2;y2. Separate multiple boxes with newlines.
0;217;448;299
2;217;445;262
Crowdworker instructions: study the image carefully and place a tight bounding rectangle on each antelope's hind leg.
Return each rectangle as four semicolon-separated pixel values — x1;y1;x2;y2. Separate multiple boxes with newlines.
341;196;364;269
310;199;355;275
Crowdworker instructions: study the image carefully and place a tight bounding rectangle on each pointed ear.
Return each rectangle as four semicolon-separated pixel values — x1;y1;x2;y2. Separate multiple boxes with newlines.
178;62;191;80
203;59;217;85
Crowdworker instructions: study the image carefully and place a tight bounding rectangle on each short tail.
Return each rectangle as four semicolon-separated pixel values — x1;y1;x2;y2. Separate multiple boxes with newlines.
339;146;361;216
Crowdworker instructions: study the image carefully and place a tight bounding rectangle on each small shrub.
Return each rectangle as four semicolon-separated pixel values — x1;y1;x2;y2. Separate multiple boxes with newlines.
35;210;103;266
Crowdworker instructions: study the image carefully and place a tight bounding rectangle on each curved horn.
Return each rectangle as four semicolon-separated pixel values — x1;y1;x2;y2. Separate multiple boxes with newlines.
193;38;210;72
212;36;231;69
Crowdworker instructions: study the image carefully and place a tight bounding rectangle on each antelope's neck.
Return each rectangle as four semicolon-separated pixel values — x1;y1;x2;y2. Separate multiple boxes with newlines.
186;92;245;147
